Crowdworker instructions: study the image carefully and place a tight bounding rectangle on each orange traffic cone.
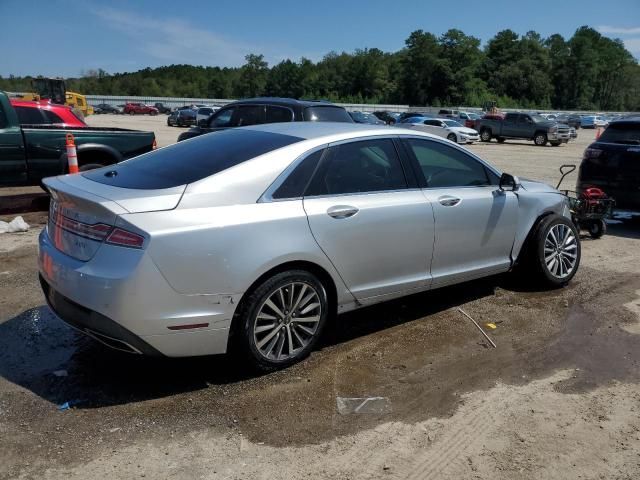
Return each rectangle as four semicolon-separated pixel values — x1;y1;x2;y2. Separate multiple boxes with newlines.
65;133;79;174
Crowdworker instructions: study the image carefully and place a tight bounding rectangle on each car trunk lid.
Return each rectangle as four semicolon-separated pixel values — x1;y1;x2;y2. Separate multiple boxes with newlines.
43;174;185;261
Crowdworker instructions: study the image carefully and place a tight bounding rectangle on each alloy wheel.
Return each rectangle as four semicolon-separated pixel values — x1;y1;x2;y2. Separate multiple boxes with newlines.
544;224;578;279
253;282;322;361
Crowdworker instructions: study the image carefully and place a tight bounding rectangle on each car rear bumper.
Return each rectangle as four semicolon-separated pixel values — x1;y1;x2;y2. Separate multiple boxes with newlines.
38;228;238;357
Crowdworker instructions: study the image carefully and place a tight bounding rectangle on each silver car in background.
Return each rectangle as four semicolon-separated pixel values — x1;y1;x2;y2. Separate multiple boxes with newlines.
39;123;580;370
400;117;480;144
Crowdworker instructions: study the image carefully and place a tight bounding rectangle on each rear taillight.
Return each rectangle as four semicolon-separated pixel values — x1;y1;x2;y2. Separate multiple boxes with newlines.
583;148;602;159
54;215;111;241
106;228;145;249
152;139;157;150
51;212;144;248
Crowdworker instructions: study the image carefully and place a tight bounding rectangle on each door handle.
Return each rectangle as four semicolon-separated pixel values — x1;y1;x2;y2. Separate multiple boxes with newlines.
327;205;359;219
438;195;461;207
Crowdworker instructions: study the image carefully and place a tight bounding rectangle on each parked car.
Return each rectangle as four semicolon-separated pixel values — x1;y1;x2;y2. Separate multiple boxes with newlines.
38;122;580;370
398;115;432;124
0;91;156;186
580;115;608;129
438;109;460;119
167;109;197;127
402;117;479;144
349;111;386;125
457;112;481;129
398;112;429;123
10;99;87;128
94;103;121;114
124;103;159;115
373;111;401;125
556;114;581;129
578;116;640;210
476;112;571;146
196;106;219;125
178;97;353;142
154;103;173;114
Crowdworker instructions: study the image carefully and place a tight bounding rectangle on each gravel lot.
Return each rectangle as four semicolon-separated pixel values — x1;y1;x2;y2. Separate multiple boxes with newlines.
1;115;639;480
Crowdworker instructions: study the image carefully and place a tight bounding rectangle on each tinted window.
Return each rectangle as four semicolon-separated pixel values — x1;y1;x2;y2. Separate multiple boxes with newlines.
599;123;640;144
306;139;407;196
271;149;324;200
209;108;234;127
504;113;518;122
266;106;294;124
15;106;45;124
0;108;7;128
198;108;213;116
404;138;496;188
43;110;64;124
230;105;265;127
303;106;353;123
83;129;304;189
424;120;441;126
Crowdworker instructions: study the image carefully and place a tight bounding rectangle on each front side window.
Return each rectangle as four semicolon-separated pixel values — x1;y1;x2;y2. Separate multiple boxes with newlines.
14;106;45;124
209;108;234;127
306;139;407;196
403;138;497;188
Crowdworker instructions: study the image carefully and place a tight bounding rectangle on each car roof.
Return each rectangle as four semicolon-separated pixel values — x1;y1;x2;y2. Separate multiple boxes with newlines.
243;121;436;142
10;99;72;111
611;115;640;124
228;97;341;108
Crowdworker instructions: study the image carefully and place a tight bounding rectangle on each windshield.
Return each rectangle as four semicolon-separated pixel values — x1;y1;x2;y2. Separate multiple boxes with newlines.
468;113;480;120
530;114;546;122
303;106;353;122
599;123;640;144
83;129;304;189
443;119;463;127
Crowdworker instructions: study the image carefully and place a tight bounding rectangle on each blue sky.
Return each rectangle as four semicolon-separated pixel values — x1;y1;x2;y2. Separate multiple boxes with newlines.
1;0;639;77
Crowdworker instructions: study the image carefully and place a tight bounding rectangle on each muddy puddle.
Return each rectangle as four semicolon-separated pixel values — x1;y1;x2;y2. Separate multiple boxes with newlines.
1;264;639;468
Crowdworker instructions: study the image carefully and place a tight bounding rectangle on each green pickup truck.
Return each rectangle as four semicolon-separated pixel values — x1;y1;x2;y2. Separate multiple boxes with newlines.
0;91;156;187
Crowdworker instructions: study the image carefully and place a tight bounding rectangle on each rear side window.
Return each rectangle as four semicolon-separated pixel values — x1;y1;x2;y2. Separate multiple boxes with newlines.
271;149;324;200
599;123;640;144
43;110;64;124
231;105;265;127
505;113;518;122
303;106;353;123
83;129;304;189
306;139;407;196
403;138;497;188
266;106;294;123
15;106;45;124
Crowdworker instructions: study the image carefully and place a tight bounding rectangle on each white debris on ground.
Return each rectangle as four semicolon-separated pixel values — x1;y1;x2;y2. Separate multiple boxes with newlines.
0;216;30;233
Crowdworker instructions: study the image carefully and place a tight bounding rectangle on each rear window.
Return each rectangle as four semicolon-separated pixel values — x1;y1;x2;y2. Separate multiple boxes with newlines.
599;123;640;144
303;106;353;123
83;129;304;189
15;106;45;124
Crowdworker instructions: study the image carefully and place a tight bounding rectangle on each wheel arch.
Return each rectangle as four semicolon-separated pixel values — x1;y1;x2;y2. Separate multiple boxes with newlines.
58;143;122;172
512;210;559;266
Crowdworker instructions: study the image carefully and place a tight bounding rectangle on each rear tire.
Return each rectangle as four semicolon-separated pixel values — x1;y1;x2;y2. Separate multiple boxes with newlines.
480;129;492;142
587;220;606;239
129;110;135;115
497;137;506;143
232;270;329;371
522;215;581;287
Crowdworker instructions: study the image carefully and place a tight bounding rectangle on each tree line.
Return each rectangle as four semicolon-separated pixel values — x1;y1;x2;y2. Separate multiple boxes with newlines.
1;26;638;111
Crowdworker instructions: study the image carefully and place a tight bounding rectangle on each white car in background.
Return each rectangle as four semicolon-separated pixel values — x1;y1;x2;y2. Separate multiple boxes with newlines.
402;118;480;144
196;106;220;126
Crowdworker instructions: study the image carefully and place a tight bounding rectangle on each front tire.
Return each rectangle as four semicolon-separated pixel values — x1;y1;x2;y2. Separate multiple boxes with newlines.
447;133;457;142
534;132;548;146
232;270;329;371
525;215;581;287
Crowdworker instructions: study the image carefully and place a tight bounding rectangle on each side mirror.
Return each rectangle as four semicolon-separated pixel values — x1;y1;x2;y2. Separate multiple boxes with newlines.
197;119;208;128
499;173;520;192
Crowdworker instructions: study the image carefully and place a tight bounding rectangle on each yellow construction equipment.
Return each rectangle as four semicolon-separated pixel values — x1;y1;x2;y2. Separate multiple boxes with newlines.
19;77;94;116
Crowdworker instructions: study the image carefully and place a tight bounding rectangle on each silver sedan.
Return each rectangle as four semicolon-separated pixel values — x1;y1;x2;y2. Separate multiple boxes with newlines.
39;123;580;369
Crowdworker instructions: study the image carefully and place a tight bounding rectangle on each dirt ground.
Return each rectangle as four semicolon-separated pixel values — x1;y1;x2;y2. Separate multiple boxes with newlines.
1;117;639;480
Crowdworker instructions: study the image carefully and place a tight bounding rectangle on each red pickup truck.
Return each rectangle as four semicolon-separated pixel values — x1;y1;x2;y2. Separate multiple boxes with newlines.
123;103;159;115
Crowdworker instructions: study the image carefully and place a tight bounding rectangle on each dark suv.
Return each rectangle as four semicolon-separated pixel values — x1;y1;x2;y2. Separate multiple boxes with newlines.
578;116;640;210
177;98;353;142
